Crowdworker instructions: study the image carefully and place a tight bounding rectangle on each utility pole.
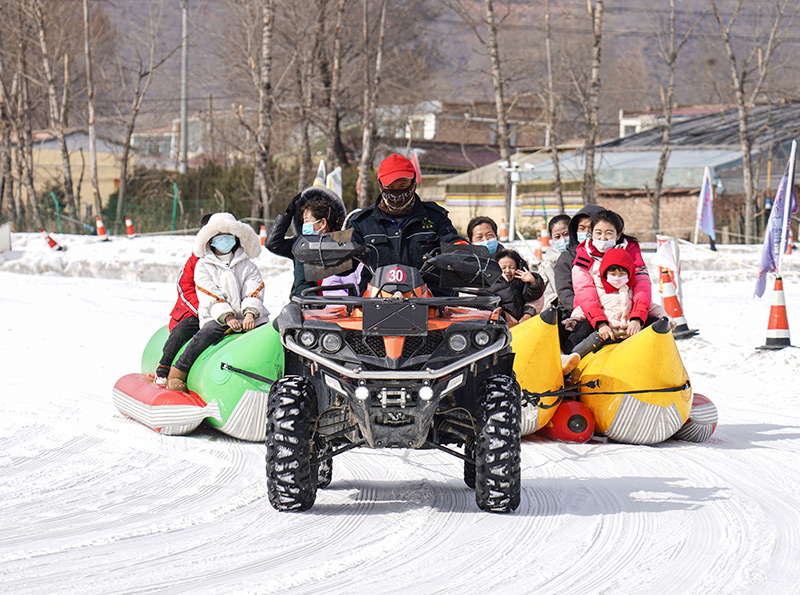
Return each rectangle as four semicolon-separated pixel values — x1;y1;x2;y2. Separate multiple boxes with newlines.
179;0;188;174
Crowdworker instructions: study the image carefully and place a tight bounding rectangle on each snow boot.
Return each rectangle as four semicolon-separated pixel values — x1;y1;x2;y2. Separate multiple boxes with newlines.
154;365;170;386
166;367;188;393
560;353;580;376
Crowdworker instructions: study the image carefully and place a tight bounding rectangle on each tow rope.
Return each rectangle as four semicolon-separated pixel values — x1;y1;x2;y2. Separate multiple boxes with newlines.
523;380;691;409
220;362;274;386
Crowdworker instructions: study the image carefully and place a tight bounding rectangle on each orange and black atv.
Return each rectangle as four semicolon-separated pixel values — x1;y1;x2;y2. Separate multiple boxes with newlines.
266;234;522;513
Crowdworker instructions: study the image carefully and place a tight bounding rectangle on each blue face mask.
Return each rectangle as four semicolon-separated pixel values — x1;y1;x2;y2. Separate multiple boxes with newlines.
577;231;589;243
210;234;236;254
302;220;321;235
553;237;568;253
475;237;499;256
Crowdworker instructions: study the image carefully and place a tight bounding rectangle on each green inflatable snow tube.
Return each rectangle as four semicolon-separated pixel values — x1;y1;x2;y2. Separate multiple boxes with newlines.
141;323;284;441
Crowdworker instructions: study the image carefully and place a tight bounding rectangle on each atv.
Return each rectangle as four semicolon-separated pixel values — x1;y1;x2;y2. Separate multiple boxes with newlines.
266;233;522;513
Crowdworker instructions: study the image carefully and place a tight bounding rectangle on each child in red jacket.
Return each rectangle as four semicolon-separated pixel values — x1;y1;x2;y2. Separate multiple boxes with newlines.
154;214;212;385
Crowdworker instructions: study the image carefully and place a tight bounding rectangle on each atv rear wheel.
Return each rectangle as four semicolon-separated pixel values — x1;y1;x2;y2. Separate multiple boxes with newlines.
475;375;521;513
266;376;317;511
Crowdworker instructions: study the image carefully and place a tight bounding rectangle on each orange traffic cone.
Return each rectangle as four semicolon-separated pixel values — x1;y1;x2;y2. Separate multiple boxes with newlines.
125;217;136;238
259;225;266;247
96;216;109;241
39;228;65;251
534;239;543;262
785;229;793;255
499;218;509;243
540;224;550;248
660;268;698;339
758;276;792;350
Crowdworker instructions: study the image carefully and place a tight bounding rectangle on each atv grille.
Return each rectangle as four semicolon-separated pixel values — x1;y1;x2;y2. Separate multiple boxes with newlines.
345;331;386;357
402;331;443;357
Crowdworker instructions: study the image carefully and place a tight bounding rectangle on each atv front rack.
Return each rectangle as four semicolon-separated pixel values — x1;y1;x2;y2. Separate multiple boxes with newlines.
292;293;501;311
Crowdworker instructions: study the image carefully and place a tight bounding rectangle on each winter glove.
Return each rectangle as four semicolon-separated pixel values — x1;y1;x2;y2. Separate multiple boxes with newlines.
284;192;302;218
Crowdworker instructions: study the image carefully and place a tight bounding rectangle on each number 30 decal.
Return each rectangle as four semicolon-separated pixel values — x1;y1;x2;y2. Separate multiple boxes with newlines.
386;267;406;283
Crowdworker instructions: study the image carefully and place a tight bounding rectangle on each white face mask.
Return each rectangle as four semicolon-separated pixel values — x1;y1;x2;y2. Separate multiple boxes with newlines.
606;275;629;289
592;238;617;253
577;231;589;243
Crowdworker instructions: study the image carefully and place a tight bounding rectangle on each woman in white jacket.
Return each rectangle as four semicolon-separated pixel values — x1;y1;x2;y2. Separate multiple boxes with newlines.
166;213;269;392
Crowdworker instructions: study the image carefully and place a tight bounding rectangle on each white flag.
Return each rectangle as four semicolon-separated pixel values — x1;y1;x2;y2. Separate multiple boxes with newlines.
313;159;326;187
326;166;342;199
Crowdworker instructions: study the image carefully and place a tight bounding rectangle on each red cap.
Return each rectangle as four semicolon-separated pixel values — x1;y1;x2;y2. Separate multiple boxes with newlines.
377;154;417;185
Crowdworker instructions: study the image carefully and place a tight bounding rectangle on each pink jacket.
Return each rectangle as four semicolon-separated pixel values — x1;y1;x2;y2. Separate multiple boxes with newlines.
571;239;652;329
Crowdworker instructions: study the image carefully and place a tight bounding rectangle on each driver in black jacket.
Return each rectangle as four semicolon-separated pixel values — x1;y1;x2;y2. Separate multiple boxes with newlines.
348;153;465;295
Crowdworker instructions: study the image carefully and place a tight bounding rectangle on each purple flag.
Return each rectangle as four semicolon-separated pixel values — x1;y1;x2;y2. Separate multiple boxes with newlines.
755;158;798;297
698;170;715;240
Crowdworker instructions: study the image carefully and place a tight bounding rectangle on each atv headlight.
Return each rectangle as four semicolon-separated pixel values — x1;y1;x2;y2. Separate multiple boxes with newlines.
321;332;343;353
448;332;468;353
299;330;317;348
473;330;491;347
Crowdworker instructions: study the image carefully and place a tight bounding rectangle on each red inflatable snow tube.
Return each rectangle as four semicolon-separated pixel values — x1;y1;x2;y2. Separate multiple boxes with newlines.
537;400;595;443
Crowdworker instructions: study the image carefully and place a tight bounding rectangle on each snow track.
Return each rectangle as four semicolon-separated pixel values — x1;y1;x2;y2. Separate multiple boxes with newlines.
2;238;800;593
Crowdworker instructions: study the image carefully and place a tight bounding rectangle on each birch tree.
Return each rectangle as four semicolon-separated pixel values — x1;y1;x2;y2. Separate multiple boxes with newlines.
82;0;102;220
29;0;79;227
582;0;604;204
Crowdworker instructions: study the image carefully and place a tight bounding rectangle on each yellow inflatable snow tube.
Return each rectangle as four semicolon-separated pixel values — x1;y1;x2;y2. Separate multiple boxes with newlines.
571;317;692;444
511;308;564;435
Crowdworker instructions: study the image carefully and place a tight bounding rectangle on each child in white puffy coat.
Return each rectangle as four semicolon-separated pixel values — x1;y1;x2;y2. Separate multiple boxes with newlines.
166;213;269;392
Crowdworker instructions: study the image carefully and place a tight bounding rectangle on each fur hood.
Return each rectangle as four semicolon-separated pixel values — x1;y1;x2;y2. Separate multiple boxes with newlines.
291;186;347;235
193;212;261;258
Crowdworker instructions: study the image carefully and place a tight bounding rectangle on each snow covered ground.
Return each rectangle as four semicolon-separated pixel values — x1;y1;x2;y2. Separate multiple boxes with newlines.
2;231;800;595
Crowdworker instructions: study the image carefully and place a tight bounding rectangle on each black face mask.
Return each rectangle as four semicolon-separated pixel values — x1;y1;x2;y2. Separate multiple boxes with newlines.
381;179;416;210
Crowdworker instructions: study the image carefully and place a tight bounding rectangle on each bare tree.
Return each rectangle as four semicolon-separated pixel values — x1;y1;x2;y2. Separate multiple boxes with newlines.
710;0;795;242
582;0;604;204
29;0;79;227
14;5;43;228
254;0;275;220
325;0;348;167
357;0;387;208
651;0;698;240
112;0;177;233
544;0;563;212
82;0;102;220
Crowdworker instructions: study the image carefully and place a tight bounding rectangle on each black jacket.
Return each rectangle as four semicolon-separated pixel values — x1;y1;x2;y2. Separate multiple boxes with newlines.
265;213;316;297
348;196;463;294
488;276;525;321
554;203;604;311
265;187;347;298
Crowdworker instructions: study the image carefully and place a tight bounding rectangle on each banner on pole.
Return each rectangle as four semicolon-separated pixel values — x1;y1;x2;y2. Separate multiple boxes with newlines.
313;159;327;187
326;166;342;199
410;151;423;182
756;147;798;297
696;167;716;240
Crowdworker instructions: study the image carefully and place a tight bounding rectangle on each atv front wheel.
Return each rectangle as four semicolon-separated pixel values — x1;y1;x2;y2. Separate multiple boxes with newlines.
475;375;522;513
266;376;317;511
316;439;333;489
463;437;476;489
